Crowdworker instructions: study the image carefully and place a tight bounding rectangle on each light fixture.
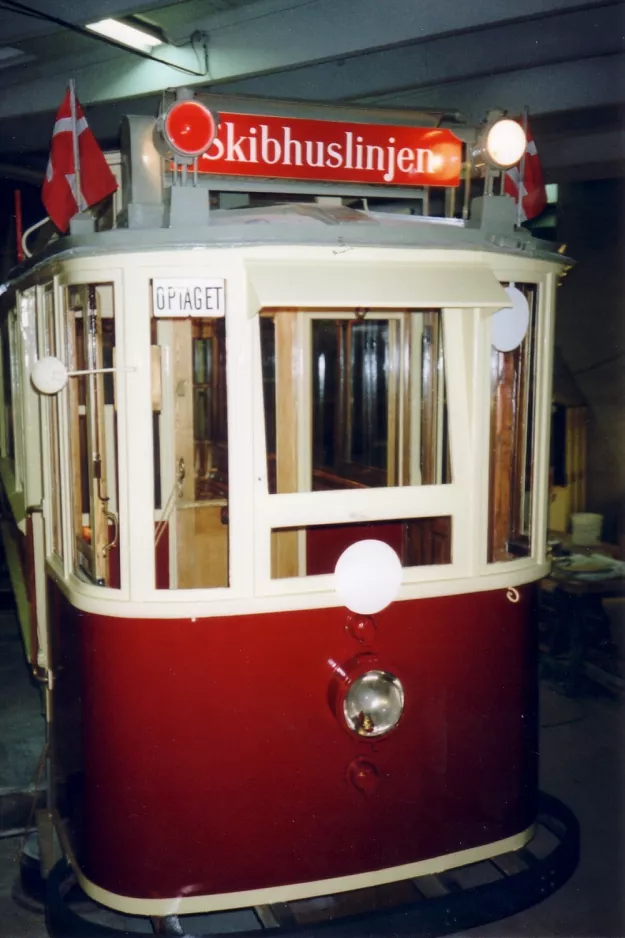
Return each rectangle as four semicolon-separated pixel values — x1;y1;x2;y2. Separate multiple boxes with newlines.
162;99;218;159
334;539;403;615
31;356;132;395
31;357;70;395
86;18;164;53
343;670;405;737
481;118;526;169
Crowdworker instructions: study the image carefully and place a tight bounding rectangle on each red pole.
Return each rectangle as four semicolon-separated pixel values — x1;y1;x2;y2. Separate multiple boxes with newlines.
14;189;24;263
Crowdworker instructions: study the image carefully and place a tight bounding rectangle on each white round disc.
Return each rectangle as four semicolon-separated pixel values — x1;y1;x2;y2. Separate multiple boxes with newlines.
491;286;530;352
334;539;403;615
31;356;68;395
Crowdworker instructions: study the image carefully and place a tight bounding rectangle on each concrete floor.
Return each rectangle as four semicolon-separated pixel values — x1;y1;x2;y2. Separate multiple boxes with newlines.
0;606;623;937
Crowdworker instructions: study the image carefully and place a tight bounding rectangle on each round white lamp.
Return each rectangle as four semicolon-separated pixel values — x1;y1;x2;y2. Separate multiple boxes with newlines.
485;119;526;169
335;539;403;615
31;356;70;395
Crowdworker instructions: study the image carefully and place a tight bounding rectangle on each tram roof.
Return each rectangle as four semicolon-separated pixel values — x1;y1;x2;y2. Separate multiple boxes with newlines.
6;201;568;287
2;95;574;287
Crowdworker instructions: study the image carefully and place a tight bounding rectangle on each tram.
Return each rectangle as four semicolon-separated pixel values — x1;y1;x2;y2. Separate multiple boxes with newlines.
1;94;577;934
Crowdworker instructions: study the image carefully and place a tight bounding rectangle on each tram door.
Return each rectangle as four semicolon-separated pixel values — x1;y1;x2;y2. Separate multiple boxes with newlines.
168;317;228;589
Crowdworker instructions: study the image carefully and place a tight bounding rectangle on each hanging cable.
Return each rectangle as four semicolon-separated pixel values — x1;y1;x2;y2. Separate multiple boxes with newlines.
21;215;50;259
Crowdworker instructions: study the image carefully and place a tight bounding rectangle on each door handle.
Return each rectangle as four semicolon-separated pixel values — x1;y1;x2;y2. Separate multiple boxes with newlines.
103;511;118;554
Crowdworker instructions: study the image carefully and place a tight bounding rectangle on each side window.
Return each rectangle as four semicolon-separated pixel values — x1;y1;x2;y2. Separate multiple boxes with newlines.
42;285;63;559
153;316;229;590
488;283;538;561
260;309;452;579
0;314;15;463
66;283;120;587
9;306;25;491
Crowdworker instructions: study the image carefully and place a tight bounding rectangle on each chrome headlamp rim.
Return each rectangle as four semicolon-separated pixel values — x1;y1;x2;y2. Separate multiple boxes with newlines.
343;669;405;738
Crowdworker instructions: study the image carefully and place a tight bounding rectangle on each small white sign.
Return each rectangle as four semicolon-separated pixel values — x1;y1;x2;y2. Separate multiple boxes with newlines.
152;278;225;317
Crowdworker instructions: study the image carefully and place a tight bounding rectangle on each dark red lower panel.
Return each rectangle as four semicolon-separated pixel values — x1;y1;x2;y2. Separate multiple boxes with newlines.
50;583;538;901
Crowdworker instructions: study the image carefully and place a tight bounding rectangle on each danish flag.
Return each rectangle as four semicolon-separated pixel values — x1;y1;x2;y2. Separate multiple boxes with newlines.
42;87;117;232
503;119;547;222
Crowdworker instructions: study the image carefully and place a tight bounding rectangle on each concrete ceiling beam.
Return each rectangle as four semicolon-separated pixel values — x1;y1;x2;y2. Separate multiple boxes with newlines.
357;53;625;123
212;5;625;103
0;0;621;119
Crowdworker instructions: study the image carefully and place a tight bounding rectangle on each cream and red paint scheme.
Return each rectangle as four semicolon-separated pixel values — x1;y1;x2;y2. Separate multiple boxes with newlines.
0;101;563;918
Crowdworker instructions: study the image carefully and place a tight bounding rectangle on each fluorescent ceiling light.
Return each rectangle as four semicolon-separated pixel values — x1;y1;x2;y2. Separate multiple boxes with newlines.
86;18;163;53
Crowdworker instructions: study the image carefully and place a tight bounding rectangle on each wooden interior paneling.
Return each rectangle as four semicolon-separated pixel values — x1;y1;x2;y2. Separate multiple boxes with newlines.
405;516;452;565
272;311;299;578
177;503;228;589
173;318;229;589
489;348;518;561
421;312;440;486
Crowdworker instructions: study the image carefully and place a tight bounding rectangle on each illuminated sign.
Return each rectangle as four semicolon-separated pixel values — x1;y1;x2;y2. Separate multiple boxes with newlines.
192;112;462;187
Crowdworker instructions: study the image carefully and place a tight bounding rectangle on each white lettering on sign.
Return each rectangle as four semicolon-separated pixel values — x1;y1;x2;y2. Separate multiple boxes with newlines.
193;113;462;187
152;278;225;317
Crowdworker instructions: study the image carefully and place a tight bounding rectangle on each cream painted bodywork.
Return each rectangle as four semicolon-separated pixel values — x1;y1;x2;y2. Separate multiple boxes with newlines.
0;244;560;625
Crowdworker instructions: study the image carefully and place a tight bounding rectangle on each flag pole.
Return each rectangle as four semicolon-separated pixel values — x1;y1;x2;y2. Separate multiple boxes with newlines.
69;78;82;215
14;190;24;263
516;105;529;228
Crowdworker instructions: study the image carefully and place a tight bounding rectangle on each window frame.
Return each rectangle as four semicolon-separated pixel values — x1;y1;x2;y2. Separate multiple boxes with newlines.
252;306;473;597
480;270;554;573
36;252;557;616
54;269;129;599
38;281;65;563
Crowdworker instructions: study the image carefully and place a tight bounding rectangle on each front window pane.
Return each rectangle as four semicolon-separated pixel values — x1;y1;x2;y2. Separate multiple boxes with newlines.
312;320;390;489
262;309;452;580
261;310;451;496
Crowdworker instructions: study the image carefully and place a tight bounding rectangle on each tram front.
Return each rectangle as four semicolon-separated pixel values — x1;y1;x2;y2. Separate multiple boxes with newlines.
2;94;577;932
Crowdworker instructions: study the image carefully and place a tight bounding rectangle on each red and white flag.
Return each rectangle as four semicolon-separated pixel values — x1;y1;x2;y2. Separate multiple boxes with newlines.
42;86;118;232
503;119;547;222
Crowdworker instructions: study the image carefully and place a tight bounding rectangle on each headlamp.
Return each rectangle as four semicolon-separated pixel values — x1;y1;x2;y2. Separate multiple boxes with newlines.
160;98;218;160
474;117;526;170
343;670;404;738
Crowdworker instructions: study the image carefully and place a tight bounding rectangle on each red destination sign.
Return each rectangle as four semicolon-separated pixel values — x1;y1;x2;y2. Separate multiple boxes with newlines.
195;112;462;187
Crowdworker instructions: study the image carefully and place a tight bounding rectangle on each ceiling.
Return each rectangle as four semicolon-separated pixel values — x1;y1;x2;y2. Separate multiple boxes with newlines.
0;0;624;183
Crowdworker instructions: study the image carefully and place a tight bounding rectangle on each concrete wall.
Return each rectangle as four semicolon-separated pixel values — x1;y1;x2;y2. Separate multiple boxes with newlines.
555;179;625;543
